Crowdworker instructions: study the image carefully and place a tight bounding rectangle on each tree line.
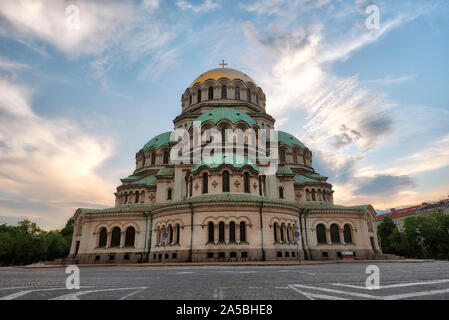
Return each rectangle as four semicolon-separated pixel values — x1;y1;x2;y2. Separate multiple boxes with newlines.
377;210;449;260
0;219;73;266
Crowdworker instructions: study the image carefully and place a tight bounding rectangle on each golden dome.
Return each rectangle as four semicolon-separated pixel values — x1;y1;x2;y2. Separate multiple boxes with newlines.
190;68;257;88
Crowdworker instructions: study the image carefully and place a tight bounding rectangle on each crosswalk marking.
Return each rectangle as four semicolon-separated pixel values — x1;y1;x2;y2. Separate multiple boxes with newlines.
332;278;449;290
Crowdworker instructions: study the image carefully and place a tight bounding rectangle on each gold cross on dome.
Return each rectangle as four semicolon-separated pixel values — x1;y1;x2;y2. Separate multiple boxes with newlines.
219;59;228;68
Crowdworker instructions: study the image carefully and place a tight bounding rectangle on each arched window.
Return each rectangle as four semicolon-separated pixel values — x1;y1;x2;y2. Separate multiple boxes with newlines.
273;223;278;242
176;224;180;244
197;89;202;103
247;89;251;102
169;225;173;244
98;228;107;247
167;188;172;200
287;225;290;242
221;127;227;143
135;191;139;203
316;224;327;244
229;221;235;242
312;189;316;201
218;222;225;242
111;227;121;247
344;224;353;243
256;93;259;105
279;187;284;199
259;176;263;196
189;94;192;105
202;172;208;194
125;227;135;247
235;86;240;100
208;222;214;242
208;86;214;100
222;170;230;192
293;150;298;163
163;150;169;164
142;154;146;167
244;172;250;193
221;85;227;99
280;149;286;163
124;192;128;203
280;223;285;242
240;222;246;242
151;152;156;165
330;224;340;243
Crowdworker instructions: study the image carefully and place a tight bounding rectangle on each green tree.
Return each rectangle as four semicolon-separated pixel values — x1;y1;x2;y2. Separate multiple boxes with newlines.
377;216;398;253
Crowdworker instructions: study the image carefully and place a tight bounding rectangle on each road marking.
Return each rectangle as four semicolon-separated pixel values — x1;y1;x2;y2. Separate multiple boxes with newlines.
50;287;147;300
248;286;262;289
0;286;31;291
0;287;71;300
384;288;449;300
175;272;194;274
288;285;347;300
119;287;147;300
290;284;381;300
332;279;449;290
213;288;224;300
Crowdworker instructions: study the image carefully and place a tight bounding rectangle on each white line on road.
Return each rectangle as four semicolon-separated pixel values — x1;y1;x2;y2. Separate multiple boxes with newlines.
290;284;382;300
119;287;147;300
0;287;77;300
213;288;224;300
288;285;347;300
175;272;194;274
384;288;449;300
332;279;449;290
50;287;148;300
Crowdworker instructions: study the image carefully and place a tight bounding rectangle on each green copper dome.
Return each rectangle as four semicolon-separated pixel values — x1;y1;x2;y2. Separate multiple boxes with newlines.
278;131;305;149
192;153;259;173
143;132;172;151
193;108;258;128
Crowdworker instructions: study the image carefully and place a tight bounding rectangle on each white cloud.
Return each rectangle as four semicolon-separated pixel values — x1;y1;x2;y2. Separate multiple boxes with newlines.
176;0;220;13
0;76;115;228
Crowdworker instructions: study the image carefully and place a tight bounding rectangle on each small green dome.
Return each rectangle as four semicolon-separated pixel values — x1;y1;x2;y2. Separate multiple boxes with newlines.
192;153;259;173
278;131;305;149
143;132;172;151
193;108;258;128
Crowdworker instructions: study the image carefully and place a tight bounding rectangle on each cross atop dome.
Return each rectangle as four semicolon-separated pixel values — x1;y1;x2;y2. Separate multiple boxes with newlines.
219;59;228;68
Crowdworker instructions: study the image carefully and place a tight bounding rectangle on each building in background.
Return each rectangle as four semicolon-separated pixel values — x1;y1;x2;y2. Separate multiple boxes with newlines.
375;199;449;231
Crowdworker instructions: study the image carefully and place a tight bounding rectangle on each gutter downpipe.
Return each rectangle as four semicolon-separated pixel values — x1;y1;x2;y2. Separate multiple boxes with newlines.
259;201;266;261
189;202;194;262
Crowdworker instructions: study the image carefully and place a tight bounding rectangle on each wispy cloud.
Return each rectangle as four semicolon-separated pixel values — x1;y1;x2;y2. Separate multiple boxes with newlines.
176;0;220;13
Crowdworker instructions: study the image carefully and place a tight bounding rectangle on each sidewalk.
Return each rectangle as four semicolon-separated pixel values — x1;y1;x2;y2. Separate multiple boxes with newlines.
17;259;436;269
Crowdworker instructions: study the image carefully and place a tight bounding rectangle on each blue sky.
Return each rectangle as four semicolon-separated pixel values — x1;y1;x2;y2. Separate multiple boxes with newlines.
0;0;448;229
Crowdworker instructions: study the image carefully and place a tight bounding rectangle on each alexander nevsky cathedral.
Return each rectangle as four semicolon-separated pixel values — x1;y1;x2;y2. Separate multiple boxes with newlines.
68;65;381;264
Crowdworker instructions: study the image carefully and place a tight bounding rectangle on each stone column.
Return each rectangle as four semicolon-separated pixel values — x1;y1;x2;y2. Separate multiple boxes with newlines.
339;228;345;245
120;231;126;247
326;228;332;245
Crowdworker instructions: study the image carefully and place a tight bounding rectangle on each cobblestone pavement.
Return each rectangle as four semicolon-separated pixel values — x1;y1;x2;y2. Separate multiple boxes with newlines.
0;261;448;300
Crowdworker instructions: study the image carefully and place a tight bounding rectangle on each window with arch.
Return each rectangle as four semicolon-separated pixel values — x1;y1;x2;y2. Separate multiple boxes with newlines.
247;89;251;102
218;222;225;242
189;94;192;105
222;170;230;192
244;172;250;193
167;188;172;200
240;222;246;242
151;152;156;165
229;221;235;242
142;154;146;167
176;224;180;244
125;226;135;247
259;176;263;196
273;223;278;242
316;224;327;244
280;223;285;242
135;191;139;203
344;224;353;243
111;227;121;247
208;222;214;243
311;189;316;201
235;86;240;100
202;172;208;194
163;150;169;164
98;227;107;247
280;149;286;163
287;225;291;242
293;150;298;164
197;89;202;103
256;93;259;105
124;192;128;203
330;224;341;243
208;86;214;100
279;187;284;199
221;85;227;99
169;225;173;244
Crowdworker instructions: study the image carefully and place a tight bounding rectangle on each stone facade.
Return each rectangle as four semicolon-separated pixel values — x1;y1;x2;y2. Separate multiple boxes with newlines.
69;67;381;264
